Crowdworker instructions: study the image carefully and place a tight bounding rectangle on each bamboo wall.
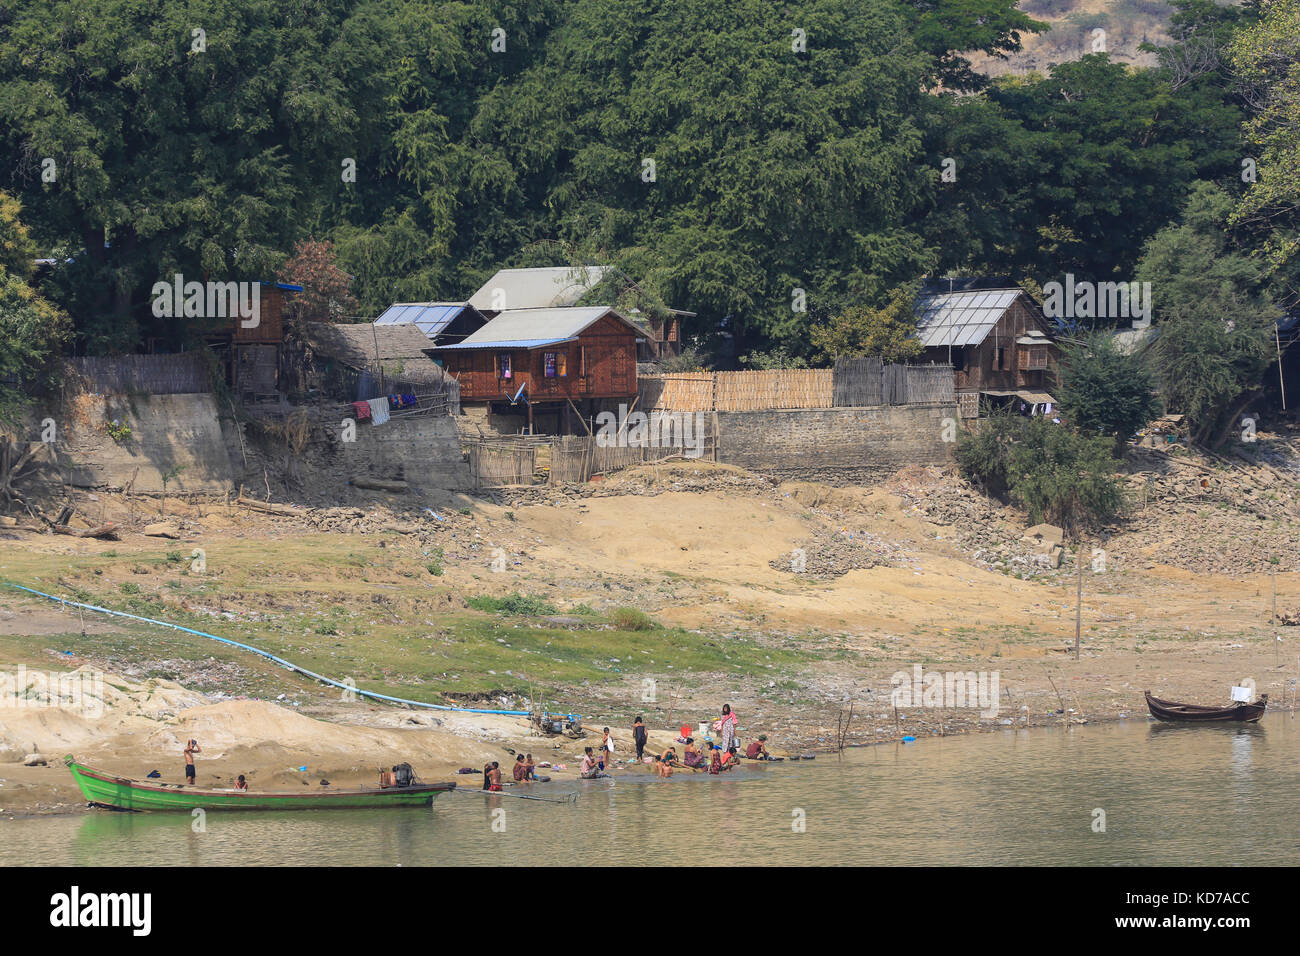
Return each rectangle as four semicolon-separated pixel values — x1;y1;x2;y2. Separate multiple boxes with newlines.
640;364;953;412
638;372;714;411
714;370;832;411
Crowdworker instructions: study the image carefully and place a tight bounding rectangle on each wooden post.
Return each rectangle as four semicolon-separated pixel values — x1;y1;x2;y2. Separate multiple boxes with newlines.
1272;566;1279;663
1075;539;1084;661
1276;325;1287;411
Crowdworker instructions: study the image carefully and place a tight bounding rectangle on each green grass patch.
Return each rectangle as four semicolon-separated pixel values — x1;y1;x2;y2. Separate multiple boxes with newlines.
610;607;655;631
466;593;557;616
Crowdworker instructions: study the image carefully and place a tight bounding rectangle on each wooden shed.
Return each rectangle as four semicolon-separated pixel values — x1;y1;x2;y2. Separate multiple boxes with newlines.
914;282;1059;415
204;281;301;402
282;321;459;410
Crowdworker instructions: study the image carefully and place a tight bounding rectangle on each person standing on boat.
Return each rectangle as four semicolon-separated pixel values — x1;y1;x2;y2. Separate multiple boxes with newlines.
713;704;737;753
632;716;648;761
183;739;201;786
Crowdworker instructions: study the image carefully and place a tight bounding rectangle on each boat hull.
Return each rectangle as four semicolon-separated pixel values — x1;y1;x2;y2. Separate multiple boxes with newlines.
1144;692;1268;723
65;758;454;811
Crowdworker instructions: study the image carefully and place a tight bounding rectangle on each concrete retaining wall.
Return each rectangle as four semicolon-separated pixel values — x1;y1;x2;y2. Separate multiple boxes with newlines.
56;393;235;493
716;404;957;478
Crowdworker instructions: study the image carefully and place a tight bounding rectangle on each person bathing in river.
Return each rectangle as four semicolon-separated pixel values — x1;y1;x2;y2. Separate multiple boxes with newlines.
682;738;702;768
513;754;528;782
482;762;494;790
713;704;737;753
654;753;673;778
601;727;615;771
524;754;537;780
234;774;248;791
719;746;740;771
745;735;770;760
580;747;602;779
487;762;503;792
632;716;648;761
183;739;201;786
708;742;722;775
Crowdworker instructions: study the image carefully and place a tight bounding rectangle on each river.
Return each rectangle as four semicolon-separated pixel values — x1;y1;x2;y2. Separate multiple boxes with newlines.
3;716;1297;866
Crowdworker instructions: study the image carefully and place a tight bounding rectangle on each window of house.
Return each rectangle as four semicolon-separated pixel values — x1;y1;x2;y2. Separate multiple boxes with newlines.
1023;345;1048;370
951;348;965;372
994;347;1009;371
498;353;512;380
544;352;567;377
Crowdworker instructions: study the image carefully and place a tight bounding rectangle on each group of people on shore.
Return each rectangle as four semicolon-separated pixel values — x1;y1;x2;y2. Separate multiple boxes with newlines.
649;704;771;777
481;754;539;791
575;706;770;779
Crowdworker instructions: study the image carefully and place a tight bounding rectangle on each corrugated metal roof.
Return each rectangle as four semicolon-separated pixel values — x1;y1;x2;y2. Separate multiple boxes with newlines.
468;267;608;311
437;307;641;350
375;302;473;339
914;289;1022;348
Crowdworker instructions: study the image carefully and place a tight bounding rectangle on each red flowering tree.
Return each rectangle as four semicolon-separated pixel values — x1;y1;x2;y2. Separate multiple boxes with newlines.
277;239;359;323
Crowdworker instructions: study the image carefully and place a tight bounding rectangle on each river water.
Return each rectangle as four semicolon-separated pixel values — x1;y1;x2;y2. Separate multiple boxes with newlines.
3;716;1297;866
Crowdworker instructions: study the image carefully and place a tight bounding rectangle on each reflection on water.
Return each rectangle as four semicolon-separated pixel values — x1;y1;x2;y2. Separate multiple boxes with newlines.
3;716;1297;866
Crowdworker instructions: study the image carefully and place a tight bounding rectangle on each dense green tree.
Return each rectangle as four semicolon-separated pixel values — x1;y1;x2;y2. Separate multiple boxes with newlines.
0;0;1272;366
457;0;942;356
809;283;924;362
1138;182;1276;447
0;194;69;422
955;409;1126;533
0;0;396;350
936;53;1245;286
1056;332;1161;445
908;0;1046;91
1229;0;1300;272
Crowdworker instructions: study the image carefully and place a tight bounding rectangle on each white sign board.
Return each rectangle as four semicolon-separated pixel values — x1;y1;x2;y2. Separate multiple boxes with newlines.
1229;686;1252;703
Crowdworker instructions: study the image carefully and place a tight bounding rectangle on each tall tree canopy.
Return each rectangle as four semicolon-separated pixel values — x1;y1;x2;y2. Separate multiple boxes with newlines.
0;0;1276;364
1139;182;1276;446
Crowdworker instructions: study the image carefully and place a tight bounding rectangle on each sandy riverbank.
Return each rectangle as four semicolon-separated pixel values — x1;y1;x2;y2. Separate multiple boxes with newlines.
4;460;1299;815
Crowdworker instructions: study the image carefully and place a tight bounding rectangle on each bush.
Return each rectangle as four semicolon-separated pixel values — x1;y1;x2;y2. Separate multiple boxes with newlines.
955;409;1126;533
119;581;141;595
657;346;708;373
611;607;655;631
467;593;557;616
1056;332;1160;444
425;547;444;576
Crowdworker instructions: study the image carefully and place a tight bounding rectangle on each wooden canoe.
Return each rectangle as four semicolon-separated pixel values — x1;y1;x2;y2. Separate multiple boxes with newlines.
65;756;455;811
1144;691;1268;723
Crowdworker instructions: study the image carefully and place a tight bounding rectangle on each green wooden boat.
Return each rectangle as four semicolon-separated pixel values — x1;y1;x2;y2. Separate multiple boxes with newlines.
64;756;455;811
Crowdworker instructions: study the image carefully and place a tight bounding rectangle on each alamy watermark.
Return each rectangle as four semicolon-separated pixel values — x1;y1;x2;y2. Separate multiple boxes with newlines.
890;664;1000;718
0;666;105;718
1042;274;1150;328
594;404;706;458
151;274;260;328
